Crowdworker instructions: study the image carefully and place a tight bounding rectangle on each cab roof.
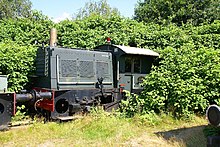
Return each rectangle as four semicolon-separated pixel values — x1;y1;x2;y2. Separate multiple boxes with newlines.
95;44;159;57
114;45;159;57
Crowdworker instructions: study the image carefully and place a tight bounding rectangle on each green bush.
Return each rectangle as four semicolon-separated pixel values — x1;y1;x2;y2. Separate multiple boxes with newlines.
134;44;220;118
56;15;190;51
0;41;36;91
0;17;53;46
121;21;220;118
0;14;219;119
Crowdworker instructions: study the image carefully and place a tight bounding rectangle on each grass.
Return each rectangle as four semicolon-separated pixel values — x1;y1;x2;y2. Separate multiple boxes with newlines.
0;111;208;147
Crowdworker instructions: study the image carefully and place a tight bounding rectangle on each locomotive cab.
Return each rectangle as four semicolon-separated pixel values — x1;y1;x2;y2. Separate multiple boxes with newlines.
94;44;159;93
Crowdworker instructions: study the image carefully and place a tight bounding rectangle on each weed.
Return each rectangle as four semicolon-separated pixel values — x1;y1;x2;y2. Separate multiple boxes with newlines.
0;113;207;146
12;105;30;122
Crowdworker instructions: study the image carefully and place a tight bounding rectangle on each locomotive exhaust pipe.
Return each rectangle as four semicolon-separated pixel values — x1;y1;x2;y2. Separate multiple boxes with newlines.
50;28;57;47
206;105;220;126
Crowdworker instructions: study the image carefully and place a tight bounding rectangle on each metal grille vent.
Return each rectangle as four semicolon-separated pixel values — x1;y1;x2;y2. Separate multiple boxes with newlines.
96;62;109;77
61;60;77;77
79;61;94;77
36;48;48;76
44;49;49;76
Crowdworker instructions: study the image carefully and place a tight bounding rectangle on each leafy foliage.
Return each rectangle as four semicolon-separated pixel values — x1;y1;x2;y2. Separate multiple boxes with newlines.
0;14;53;91
57;15;137;48
56;15;191;50
74;0;120;20
0;4;220;118
12;105;29;121
0;0;32;19
122;21;220;118
141;45;220;118
120;91;142;117
134;0;220;26
0;15;53;46
0;41;36;91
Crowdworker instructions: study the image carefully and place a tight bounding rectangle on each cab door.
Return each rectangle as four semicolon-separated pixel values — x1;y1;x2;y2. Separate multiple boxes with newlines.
118;55;143;93
118;74;132;92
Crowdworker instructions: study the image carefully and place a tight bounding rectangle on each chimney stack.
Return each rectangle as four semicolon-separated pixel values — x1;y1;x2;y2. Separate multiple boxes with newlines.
50;28;57;47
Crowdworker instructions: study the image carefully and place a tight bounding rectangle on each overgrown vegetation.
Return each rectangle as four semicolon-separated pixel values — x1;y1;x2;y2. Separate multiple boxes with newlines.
138;44;220;118
0;0;219;119
12;105;29;122
74;0;120;20
0;0;32;19
0;0;220;145
0;42;36;91
134;0;220;26
0;110;207;146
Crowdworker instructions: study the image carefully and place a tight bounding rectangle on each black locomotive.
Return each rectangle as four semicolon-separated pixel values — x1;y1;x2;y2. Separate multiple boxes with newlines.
0;29;159;130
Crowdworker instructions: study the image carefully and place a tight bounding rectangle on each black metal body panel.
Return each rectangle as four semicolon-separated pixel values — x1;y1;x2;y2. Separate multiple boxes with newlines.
35;47;114;90
0;93;15;130
51;88;121;119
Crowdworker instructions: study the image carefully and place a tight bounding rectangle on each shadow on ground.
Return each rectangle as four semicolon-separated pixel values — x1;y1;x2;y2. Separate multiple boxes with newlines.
155;125;207;147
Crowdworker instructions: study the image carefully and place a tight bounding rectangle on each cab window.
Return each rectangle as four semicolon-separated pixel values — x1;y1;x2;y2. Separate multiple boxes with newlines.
125;56;141;73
